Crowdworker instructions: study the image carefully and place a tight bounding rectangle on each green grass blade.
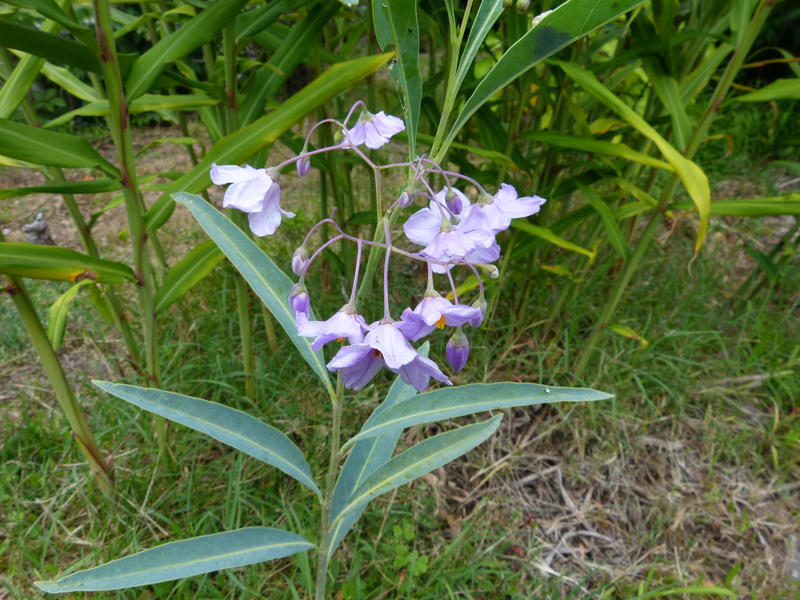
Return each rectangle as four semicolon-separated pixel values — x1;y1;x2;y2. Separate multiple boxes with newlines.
734;78;800;102
440;0;646;154
373;0;421;156
333;415;503;530
34;527;313;592
93;381;321;496
172;193;335;397
577;181;631;261
343;382;611;449
511;220;597;263
154;240;225;314
0;242;136;283
47;280;93;351
124;0;249;101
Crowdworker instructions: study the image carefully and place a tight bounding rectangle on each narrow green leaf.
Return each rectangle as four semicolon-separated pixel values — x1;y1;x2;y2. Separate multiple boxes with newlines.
577;181;631;261
0;19;101;73
143;53;392;233
641;57;692;151
38;60;98;102
34;527;313;592
0;242;135;283
670;195;800;217
0;47;45;120
441;0;647;154
511;221;597;263
344;382;611;448
125;0;249;100
4;0;96;47
93;381;320;496
0;179;121;200
372;0;421;156
735;78;800;102
0;117;117;174
47;280;93;351
172;193;335;397
235;0;313;43
454;0;504;93
556;59;711;251
154;240;225;314
333;416;503;530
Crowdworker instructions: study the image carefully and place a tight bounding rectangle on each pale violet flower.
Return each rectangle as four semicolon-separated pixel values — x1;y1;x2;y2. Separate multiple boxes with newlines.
327;321;451;392
446;330;470;372
289;283;310;319
459;183;546;237
297;304;367;351
210;164;295;237
347;111;405;149
403;188;470;247
397;294;483;341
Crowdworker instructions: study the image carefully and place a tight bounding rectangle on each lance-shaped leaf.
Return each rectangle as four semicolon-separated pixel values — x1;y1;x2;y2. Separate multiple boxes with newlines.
332;415;503;533
734;79;800;102
48;280;94;351
143;52;392;233
235;0;313;42
172;193;335;397
0;179;121;200
0;19;101;73
577;181;631;261
454;0;504;93
372;0;421;156
34;527;313;592
154;240;225;313
93;382;320;496
440;0;647;155
0;243;135;283
4;0;97;47
328;344;428;554
125;0;249;100
344;382;611;449
0;118;117;175
511;221;597;263
670;195;800;217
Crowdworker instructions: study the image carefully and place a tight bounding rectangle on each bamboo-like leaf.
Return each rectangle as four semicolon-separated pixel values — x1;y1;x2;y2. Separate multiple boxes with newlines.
670;195;800;216
641;56;692;151
511;221;597;263
172;193;335;397
735;79;800;102
556;60;711;252
4;0;96;47
143;53;392;233
154;240;225;314
38;60;98;102
441;0;647;154
344;382;610;448
0;179;121;200
454;0;504;93
47;280;93;351
372;0;421;156
0;19;101;73
328;344;428;554
235;0;313;42
0;118;117;174
125;0;249;100
93;382;320;496
34;527;313;592
43;94;220;129
577;181;631;261
332;416;503;531
0;243;135;283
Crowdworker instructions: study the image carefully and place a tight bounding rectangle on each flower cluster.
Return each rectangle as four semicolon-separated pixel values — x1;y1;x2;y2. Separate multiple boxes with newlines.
210;102;546;393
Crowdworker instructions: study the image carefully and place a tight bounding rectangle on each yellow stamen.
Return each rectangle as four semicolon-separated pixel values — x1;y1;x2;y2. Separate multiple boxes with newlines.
436;315;446;329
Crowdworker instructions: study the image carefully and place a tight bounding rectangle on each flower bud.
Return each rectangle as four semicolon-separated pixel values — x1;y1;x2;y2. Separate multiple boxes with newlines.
516;0;530;13
470;298;487;327
446;330;470;372
291;247;309;276
445;189;463;215
532;9;554;27
289;283;310;319
297;155;311;177
486;265;500;279
334;129;345;144
398;191;413;208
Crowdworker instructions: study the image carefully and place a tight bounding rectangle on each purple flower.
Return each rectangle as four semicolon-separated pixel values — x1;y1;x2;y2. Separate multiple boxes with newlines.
297;304;367;352
346;111;405;150
210;164;295;237
397;294;484;341
296;155;311;177
327;321;451;392
289;283;310;319
403;188;470;247
459;184;546;236
446;330;470;372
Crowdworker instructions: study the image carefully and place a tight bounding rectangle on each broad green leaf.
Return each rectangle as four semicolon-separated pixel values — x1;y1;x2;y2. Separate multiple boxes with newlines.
525;131;675;172
94;382;320;496
344;382;611;448
4;0;96;47
556;60;711;252
670;195;800;217
0;19;101;73
34;527;313;592
0;179;121;200
47;280;93;351
440;0;647;156
577;181;631;261
735;79;800;102
43;94;220;129
172;193;335;397
125;0;249;100
373;0;421;156
332;415;503;530
144;53;392;233
328;343;428;554
511;221;596;263
0;118;117;175
154;240;225;313
0;242;135;283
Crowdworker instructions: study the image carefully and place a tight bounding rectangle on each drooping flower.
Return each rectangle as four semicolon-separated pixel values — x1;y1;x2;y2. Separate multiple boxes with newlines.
210;164;295;236
289;283;311;319
346;111;405;150
327;320;451;392
397;294;483;341
459;183;546;237
296;304;367;352
446;330;470;372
